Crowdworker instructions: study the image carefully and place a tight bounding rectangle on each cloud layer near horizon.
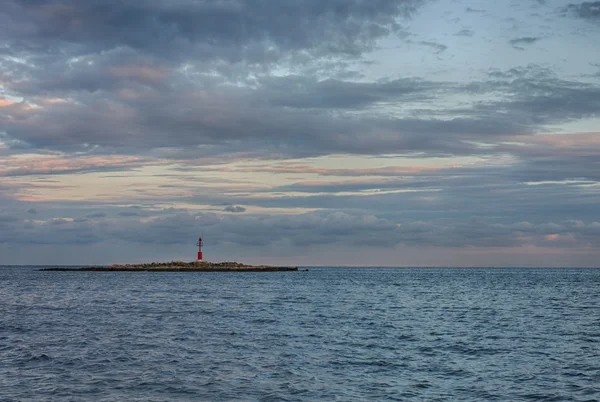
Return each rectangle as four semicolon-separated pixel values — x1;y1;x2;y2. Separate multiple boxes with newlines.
1;0;600;266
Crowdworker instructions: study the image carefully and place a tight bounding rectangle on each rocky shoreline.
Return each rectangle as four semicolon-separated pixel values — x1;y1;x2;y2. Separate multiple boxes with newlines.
40;261;298;272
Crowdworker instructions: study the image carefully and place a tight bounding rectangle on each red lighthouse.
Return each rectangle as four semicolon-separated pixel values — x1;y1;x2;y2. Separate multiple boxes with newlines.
196;236;203;261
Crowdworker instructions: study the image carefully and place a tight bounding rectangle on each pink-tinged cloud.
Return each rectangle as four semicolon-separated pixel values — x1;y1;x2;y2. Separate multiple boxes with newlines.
116;88;158;101
233;163;453;176
0;98;15;107
35;2;82;26
0;155;161;177
543;233;577;243
466;243;587;256
283;177;417;189
0;181;76;202
501;132;600;156
532;132;600;147
108;65;169;82
37;97;73;105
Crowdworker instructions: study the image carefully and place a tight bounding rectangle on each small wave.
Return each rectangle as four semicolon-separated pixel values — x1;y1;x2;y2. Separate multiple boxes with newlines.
29;353;51;361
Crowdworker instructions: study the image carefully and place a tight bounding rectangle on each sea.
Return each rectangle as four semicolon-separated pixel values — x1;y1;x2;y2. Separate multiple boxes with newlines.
1;266;599;401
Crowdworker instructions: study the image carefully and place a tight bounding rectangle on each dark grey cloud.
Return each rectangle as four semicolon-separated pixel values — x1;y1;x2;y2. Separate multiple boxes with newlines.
467;65;600;126
0;84;518;156
224;205;246;213
0;49;170;97
2;2;598;164
86;212;106;219
487;64;552;79
26;208;38;214
0;215;20;223
260;75;444;109
454;29;474;37
0;155;154;177
50;218;69;225
509;37;540;49
1;0;422;63
417;41;447;54
4;57;598;161
118;211;141;217
0;74;568;158
565;2;600;20
0;1;595;159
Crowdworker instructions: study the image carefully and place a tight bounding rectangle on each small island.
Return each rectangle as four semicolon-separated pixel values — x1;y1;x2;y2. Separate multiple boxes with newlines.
40;261;298;272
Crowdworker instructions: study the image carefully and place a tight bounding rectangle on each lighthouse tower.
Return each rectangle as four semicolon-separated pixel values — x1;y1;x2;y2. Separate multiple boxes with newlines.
196;236;203;261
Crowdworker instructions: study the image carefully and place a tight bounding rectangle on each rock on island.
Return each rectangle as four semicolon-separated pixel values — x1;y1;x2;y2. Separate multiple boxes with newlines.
40;261;298;272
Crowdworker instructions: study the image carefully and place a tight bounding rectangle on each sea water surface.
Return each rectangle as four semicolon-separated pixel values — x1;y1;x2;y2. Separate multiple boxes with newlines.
1;266;599;401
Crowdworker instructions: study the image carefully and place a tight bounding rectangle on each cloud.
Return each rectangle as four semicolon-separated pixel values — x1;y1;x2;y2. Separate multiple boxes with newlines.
1;1;600;265
26;208;38;214
50;218;70;225
224;205;246;213
1;0;423;64
565;2;600;20
417;41;448;54
2;210;600;252
260;75;444;109
0;78;554;157
232;163;446;176
3;57;599;161
118;211;140;217
86;212;106;219
0;98;17;107
2;1;599;163
0;154;158;177
271;178;433;194
509;37;540;49
454;29;474;37
468;65;600;128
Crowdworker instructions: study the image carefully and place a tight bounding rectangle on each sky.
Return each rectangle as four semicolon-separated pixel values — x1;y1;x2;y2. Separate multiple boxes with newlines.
1;0;600;266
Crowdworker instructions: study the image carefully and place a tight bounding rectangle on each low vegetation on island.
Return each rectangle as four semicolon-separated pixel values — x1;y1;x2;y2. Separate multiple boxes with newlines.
40;261;298;272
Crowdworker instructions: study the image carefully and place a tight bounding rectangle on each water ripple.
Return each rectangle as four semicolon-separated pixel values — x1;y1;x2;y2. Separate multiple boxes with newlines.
1;267;599;401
